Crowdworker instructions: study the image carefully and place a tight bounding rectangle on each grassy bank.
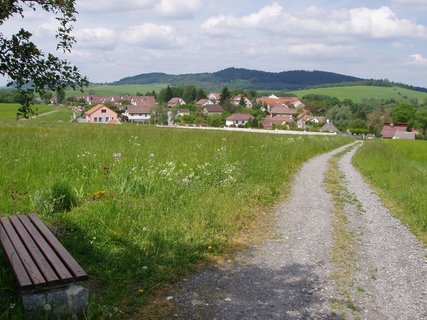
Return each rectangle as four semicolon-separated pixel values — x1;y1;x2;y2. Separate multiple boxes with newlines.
353;140;427;245
291;86;427;103
0;123;350;318
0;104;57;119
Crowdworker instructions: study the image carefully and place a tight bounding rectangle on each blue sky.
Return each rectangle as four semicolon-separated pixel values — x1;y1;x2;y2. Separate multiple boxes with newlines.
2;0;427;86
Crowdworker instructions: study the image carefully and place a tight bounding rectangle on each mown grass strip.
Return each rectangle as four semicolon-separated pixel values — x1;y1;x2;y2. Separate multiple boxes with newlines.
0;123;351;318
324;145;361;320
352;140;427;246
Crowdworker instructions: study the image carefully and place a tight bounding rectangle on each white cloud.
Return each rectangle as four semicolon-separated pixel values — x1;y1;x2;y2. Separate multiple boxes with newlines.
155;0;201;19
407;53;427;66
75;28;118;49
202;4;427;40
121;23;186;49
76;0;157;13
288;43;357;57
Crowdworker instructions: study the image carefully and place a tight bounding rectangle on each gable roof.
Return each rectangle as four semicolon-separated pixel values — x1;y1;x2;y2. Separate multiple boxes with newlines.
381;123;408;138
270;105;297;115
203;104;224;113
168;97;184;105
226;113;254;121
320;122;339;133
126;105;154;114
85;104;117;116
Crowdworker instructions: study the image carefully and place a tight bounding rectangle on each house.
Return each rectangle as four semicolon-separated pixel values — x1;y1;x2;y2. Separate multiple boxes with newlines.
381;123;408;139
261;116;294;129
124;105;154;123
168;97;186;107
196;99;213;107
225;113;254;126
203;104;224;115
270;105;297;117
207;92;221;103
85;104;119;124
320;120;339;133
256;96;300;111
177;108;191;116
231;95;253;108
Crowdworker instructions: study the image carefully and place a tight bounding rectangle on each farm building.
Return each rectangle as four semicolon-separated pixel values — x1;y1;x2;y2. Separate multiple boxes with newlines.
381;123;409;139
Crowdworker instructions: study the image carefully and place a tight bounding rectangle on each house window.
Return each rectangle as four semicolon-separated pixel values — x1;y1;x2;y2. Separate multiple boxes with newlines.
94;117;98;122
101;109;107;113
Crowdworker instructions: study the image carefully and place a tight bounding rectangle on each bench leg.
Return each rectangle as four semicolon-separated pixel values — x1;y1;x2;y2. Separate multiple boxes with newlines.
22;283;88;318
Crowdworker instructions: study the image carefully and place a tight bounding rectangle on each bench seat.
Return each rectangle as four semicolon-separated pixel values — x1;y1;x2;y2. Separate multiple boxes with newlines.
0;213;87;291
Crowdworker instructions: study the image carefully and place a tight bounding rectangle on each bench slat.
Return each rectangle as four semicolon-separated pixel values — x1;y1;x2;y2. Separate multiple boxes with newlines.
0;223;33;289
10;216;60;284
18;215;74;283
0;217;46;286
29;214;88;281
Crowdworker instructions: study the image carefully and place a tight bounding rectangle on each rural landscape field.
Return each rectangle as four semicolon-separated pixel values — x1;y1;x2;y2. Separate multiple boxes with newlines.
0;111;351;318
1;1;427;319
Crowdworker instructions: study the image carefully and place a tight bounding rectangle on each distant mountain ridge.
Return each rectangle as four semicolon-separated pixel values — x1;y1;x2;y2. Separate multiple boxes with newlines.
113;67;363;90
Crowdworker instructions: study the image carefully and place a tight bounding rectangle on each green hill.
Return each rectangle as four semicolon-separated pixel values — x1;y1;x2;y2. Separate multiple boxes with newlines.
291;86;427;103
114;67;362;90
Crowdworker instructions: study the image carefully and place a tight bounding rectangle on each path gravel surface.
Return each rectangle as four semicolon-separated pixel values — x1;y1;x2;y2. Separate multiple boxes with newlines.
162;143;426;319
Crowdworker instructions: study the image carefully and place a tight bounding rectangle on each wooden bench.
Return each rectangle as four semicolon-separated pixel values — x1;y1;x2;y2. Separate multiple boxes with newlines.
0;213;87;291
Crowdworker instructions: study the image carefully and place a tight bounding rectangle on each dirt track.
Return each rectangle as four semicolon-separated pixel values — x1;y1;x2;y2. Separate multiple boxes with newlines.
162;143;426;319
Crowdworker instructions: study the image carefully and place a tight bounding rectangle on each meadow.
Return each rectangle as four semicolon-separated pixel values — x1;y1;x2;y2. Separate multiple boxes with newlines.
0;117;350;318
291;86;427;103
353;140;427;246
66;83;167;97
0;104;57;119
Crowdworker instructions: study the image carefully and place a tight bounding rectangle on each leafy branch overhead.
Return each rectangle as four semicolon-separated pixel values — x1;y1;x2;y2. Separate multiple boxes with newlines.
0;0;88;118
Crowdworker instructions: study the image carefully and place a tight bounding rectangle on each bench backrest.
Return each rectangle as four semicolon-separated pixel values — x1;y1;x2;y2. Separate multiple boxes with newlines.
0;214;87;290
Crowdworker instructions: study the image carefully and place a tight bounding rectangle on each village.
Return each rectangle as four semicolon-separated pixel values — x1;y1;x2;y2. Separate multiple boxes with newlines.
77;91;343;133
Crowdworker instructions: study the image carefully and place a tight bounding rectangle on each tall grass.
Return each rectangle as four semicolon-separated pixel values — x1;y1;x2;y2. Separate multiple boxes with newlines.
0;123;350;318
353;140;427;245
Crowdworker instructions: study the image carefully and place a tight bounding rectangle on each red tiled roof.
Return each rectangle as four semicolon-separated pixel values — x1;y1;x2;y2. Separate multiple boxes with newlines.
381;123;408;138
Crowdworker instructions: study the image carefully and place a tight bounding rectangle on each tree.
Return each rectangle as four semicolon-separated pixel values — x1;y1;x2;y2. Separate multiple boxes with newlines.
196;88;206;101
0;0;88;118
219;86;231;105
415;108;427;136
56;87;66;104
393;104;417;129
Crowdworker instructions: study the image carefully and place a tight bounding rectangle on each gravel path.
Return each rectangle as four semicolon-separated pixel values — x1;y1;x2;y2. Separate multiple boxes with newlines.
338;144;427;319
162;143;426;319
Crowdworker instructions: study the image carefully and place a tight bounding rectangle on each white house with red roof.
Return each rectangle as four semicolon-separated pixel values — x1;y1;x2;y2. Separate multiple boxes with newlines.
225;113;254;126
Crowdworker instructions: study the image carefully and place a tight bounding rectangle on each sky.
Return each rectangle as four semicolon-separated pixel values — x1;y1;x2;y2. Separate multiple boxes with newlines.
1;0;427;87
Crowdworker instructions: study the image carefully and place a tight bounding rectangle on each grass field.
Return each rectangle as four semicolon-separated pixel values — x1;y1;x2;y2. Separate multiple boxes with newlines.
353;140;427;246
291;86;427;103
66;83;167;97
0;120;351;318
0;104;57;119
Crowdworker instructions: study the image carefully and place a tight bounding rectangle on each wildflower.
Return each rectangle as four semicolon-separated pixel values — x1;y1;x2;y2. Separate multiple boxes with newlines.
9;303;15;309
182;177;190;187
138;288;144;293
44;304;51;311
208;246;212;250
142;266;148;271
149;153;155;159
113;152;122;160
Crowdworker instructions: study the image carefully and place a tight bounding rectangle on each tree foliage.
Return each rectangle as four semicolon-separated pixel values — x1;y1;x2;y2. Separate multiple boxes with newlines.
0;0;88;118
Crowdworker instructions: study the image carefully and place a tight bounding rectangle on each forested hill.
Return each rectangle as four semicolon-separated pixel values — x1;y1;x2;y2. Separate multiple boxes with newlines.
113;68;362;90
